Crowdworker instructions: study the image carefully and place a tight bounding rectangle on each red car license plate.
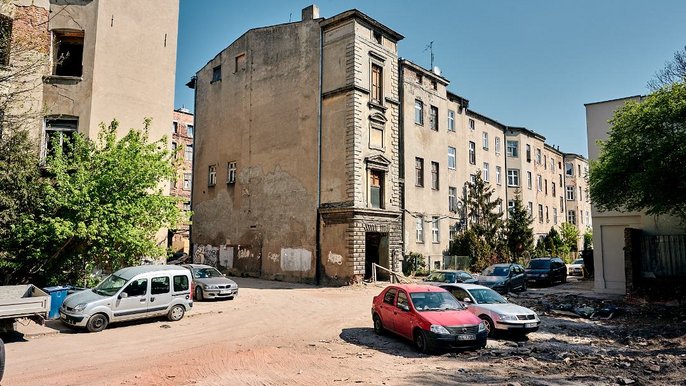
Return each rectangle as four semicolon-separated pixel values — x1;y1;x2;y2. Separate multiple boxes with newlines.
457;334;476;341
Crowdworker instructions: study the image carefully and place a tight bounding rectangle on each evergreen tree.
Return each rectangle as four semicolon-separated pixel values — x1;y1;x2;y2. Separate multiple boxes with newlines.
505;192;534;260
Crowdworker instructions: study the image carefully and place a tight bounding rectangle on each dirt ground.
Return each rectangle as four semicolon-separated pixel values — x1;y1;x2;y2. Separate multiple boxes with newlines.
2;277;685;386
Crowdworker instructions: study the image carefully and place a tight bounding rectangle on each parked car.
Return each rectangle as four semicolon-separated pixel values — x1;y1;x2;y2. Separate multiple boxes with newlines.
526;257;567;286
567;258;585;276
424;270;478;284
439;283;540;337
478;263;527;293
371;284;487;354
182;264;238;301
60;265;193;332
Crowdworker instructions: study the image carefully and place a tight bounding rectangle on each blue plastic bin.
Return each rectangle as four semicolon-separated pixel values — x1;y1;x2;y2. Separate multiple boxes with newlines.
43;286;73;319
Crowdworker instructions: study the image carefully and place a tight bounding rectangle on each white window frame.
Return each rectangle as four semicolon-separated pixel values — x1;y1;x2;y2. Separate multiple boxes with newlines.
507;169;519;187
566;186;575;200
448;147;456;169
208;165;217;186
416;216;424;243
506;140;518;157
431;216;440;243
483;162;489;181
227;161;237;184
496;166;502;185
447;110;455;131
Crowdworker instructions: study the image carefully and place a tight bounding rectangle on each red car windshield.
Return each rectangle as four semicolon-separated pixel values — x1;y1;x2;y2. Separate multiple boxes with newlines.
410;291;465;311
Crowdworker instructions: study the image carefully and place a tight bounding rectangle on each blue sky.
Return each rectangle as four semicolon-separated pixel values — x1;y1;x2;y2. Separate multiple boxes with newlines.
175;0;686;156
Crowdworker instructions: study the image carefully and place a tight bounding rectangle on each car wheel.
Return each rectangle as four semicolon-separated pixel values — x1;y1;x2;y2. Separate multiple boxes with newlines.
168;305;185;321
372;314;385;336
480;315;495;338
195;286;203;301
0;338;5;383
86;313;109;333
414;329;433;354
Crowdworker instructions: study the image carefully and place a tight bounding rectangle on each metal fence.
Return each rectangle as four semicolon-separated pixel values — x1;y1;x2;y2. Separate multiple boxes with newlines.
641;234;686;278
442;255;471;270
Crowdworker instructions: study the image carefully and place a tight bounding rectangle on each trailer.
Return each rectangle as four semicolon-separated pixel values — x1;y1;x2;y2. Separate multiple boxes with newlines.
0;284;50;333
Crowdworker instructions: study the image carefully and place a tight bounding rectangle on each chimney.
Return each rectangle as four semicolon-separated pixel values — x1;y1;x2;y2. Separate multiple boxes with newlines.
302;5;319;20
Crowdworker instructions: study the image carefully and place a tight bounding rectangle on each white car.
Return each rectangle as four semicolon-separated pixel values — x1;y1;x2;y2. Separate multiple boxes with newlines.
439;283;540;337
567;258;585;276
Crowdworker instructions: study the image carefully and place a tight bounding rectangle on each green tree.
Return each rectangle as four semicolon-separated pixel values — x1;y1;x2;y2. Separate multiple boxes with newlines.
448;228;493;272
505;192;533;260
589;82;686;224
543;226;564;256
583;227;593;251
559;222;580;260
4;120;184;285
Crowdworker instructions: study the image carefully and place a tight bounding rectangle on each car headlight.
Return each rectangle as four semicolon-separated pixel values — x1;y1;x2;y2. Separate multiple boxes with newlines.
540;273;548;277
205;284;218;289
73;303;87;312
478;321;486;332
499;314;518;321
430;325;450;335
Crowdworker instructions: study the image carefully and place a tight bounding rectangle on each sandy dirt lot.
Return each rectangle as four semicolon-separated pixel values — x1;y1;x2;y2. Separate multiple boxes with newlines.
2;277;685;386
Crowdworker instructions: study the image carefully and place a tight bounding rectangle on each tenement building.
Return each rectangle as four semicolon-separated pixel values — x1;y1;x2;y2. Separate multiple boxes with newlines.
191;5;591;283
169;108;194;254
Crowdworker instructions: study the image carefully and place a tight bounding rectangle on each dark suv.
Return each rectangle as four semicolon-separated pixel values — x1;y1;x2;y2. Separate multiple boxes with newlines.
526;257;567;286
478;263;527;294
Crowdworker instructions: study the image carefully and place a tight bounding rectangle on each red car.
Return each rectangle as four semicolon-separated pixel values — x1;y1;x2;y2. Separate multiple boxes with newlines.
371;284;487;353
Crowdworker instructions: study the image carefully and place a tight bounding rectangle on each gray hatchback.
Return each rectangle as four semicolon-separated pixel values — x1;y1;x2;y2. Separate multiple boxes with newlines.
182;264;239;301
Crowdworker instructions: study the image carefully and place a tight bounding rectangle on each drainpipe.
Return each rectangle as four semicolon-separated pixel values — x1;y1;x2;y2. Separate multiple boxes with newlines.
398;60;405;265
315;26;323;285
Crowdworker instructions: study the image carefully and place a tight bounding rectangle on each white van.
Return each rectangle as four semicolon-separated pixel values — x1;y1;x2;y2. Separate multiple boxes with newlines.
60;265;193;332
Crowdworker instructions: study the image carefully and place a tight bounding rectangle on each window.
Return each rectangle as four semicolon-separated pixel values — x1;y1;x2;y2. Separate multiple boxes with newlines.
448;147;456;169
431;217;440;243
536;148;542;164
496;166;502;185
369;170;384;208
416;216;424;243
449;223;459;240
415;73;422;84
173;275;189;292
545;179;548;195
397;291;409;310
507;169;520;187
586;211;590;224
553;208;558;224
53;30;84;76
537;174;542;192
552;182;556;197
468;141;476;165
415;157;424;187
373;30;382;44
506;140;518;157
211;65;222;83
545;206;549;223
526;144;531;162
383;288;397;305
187;124;194;138
508;200;515;213
123;279;147;297
371;63;383;103
495;137;501;154
208;165;217;186
44;118;77;159
469;118;475;130
483;162;489;181
431;161;439;190
538;204;544;223
151;276;170;295
550;158;555;171
183;173;191;190
370;125;383;148
448;187;457;212
482;132;489;150
172;121;178;134
431;79;437;90
527;202;533;215
565;162;574;176
567;210;576;225
184;144;193;160
527;171;532;190
566;186;575;200
447;110;455;131
227;161;237;184
544;155;547;169
182;201;191;211
578;164;582;176
581;210;584;224
171;142;177;159
414;100;423;124
579;186;583;202
235;53;246;72
0;15;12;66
429;106;438;130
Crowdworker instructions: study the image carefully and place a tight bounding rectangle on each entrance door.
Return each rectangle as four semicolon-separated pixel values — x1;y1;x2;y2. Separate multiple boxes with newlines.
365;232;381;279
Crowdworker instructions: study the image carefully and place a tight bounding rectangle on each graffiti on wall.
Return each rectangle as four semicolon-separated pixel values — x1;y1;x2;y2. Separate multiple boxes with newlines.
327;251;343;265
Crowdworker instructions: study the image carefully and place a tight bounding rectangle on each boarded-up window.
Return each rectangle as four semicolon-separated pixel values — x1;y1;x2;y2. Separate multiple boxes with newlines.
235;53;246;72
370;126;383;148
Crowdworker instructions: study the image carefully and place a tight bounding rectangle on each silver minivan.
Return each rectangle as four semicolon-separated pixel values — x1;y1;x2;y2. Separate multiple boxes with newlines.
60;265;193;332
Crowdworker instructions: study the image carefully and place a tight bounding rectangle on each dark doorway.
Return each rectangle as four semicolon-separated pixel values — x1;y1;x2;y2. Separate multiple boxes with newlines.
365;232;381;280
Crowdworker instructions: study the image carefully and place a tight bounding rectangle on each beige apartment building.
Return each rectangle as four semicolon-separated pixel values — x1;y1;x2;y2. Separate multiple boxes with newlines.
169;108;194;254
190;6;403;284
564;153;592;249
1;0;179;246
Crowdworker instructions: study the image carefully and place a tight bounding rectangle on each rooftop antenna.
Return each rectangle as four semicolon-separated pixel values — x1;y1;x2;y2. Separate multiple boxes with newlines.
423;41;434;70
289;13;292;22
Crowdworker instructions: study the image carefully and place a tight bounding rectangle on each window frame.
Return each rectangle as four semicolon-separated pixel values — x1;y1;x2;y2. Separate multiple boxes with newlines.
414;100;424;125
429;105;439;131
431;161;439;190
208;165;217;187
371;63;384;104
415;157;424;187
507;169;520;187
227;161;237;184
468;141;476;165
447;110;455;131
448;147;456;170
506;140;518;157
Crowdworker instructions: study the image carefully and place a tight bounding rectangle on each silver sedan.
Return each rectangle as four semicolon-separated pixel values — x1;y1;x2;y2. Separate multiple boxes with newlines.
182;264;239;301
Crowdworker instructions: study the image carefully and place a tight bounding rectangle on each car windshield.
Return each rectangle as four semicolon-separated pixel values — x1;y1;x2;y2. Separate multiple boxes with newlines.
410;292;465;311
468;288;508;304
528;260;551;269
93;274;127;296
194;267;223;279
482;266;509;276
425;272;456;283
573;259;584;265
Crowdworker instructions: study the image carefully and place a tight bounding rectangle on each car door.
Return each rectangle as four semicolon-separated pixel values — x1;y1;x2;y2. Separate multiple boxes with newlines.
113;277;148;321
392;290;413;339
378;288;397;332
149;275;172;315
512;265;524;289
